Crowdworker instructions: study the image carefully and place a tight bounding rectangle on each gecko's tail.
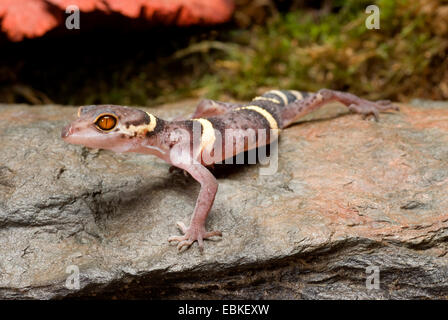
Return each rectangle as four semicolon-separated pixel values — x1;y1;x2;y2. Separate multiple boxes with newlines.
254;89;401;129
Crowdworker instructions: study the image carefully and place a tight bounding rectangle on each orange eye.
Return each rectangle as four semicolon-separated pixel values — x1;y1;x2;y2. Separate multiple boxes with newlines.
95;115;117;131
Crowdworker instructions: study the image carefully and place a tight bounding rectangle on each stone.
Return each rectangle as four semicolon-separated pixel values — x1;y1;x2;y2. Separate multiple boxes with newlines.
0;0;235;41
0;99;447;299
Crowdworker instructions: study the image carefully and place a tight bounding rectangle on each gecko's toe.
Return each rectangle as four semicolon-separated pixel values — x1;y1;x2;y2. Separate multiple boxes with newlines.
205;230;222;238
371;108;380;121
168;222;222;252
197;237;204;252
349;104;377;121
376;99;391;106
375;100;400;111
348;97;399;122
168;235;186;242
176;221;188;234
177;239;194;251
389;103;400;111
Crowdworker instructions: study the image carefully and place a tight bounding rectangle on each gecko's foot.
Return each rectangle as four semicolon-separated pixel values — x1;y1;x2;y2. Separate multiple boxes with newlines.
347;99;399;121
317;89;399;121
168;221;222;252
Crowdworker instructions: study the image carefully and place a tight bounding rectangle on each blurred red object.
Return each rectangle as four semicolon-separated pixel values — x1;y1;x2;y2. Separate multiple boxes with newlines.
0;0;234;41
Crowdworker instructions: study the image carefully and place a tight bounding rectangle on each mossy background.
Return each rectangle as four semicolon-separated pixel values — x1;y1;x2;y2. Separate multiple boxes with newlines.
1;0;447;106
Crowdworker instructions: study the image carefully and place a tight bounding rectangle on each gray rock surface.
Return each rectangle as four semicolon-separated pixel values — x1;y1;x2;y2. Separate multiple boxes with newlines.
0;99;447;299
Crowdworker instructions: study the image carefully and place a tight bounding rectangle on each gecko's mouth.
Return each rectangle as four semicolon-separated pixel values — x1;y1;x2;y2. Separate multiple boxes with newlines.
61;124;73;140
61;122;133;152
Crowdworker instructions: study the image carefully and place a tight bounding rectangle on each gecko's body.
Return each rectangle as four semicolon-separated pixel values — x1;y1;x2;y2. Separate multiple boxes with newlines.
62;89;398;251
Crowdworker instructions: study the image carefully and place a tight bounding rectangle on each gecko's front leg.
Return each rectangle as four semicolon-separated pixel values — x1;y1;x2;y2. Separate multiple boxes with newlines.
167;145;222;251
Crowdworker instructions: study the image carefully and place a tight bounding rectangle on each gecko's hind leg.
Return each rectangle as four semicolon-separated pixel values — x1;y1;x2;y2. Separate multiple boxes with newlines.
172;99;240;121
174;99;243;121
281;89;399;127
191;99;243;119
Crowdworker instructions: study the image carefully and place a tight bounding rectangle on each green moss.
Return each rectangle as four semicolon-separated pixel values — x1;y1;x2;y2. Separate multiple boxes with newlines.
195;0;448;102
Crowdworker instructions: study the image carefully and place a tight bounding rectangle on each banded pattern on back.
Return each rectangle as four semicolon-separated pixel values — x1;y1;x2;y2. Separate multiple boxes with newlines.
241;99;282;127
260;90;310;106
246;89;310;128
188;89;311;163
234;105;279;130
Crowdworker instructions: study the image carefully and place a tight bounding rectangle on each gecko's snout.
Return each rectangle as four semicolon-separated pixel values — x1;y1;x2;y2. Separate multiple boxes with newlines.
61;124;73;139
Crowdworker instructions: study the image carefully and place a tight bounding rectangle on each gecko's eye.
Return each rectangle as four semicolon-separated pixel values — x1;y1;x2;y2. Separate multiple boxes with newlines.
95;114;117;131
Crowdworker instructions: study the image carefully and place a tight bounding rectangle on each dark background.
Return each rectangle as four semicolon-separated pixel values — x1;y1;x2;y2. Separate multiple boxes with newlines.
1;0;447;106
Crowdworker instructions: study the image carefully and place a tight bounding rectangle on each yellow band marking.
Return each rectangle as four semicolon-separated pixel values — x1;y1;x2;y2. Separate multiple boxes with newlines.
121;112;157;136
267;90;288;105
192;118;216;158
252;96;281;104
289;90;304;100
235;105;279;130
146;112;157;132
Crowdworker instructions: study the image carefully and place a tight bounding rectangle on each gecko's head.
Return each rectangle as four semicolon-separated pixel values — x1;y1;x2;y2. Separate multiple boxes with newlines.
61;105;160;153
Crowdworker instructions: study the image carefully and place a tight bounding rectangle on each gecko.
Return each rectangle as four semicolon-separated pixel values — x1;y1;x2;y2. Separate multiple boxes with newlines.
61;89;398;251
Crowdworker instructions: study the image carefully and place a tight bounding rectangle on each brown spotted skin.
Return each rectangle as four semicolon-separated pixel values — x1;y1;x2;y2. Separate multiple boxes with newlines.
62;89;399;253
